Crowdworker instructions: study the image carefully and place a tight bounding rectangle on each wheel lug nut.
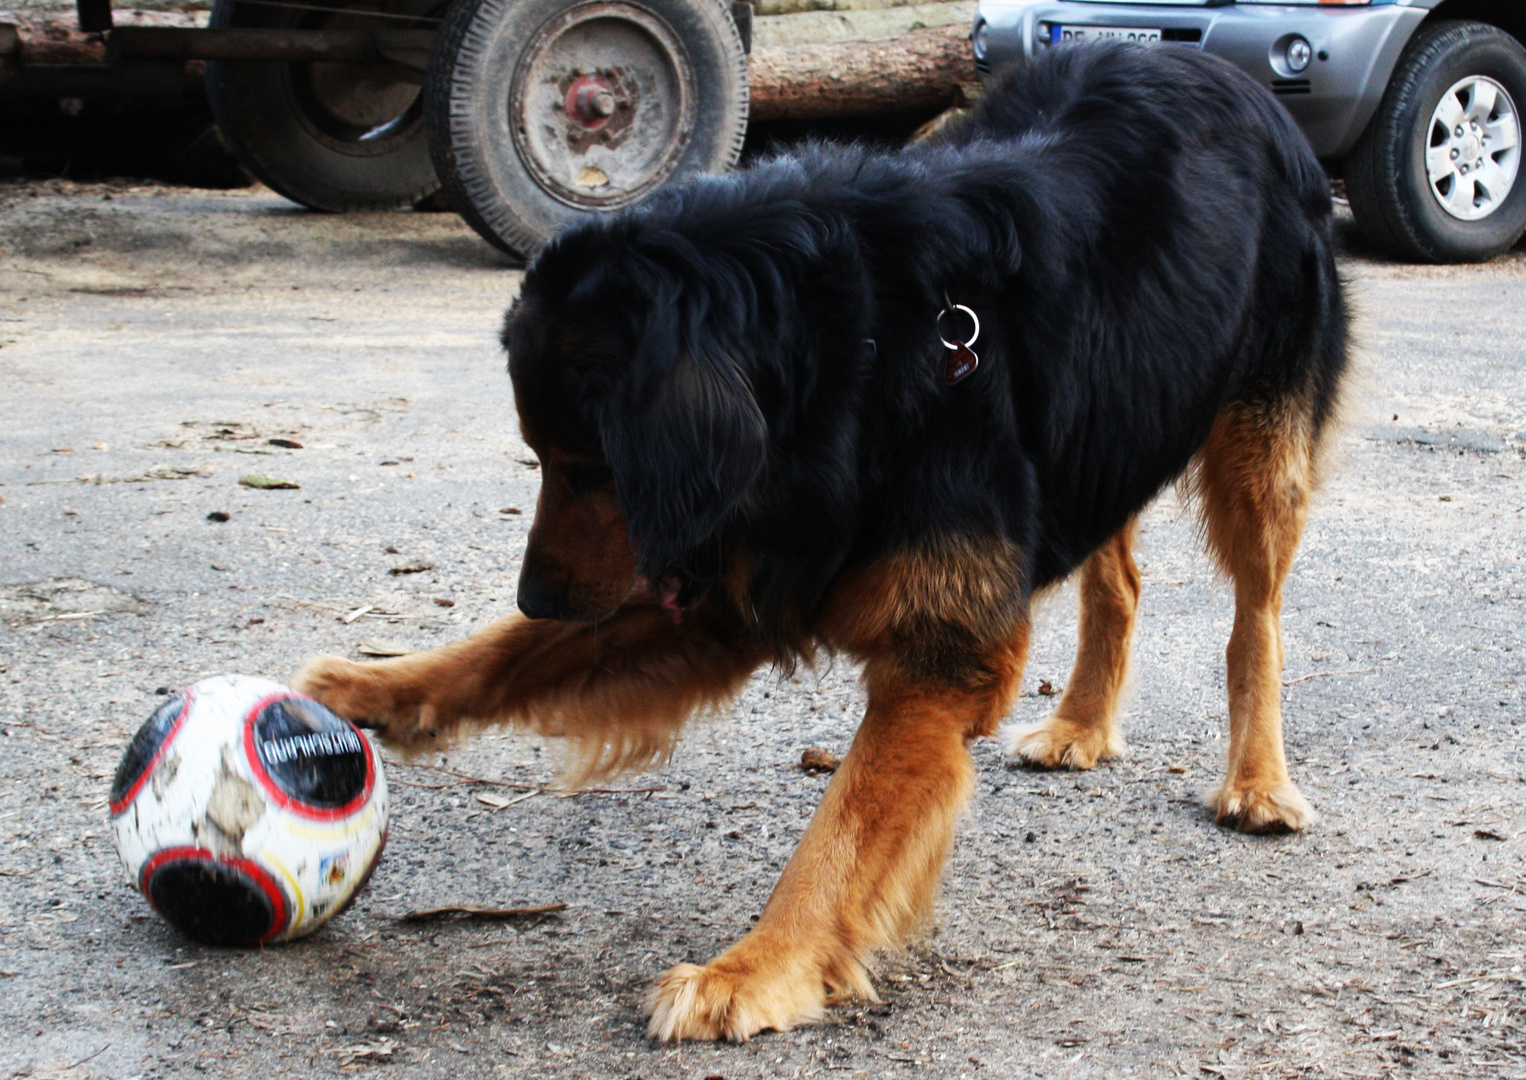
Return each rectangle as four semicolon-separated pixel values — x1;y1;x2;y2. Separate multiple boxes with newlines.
1456;125;1465;136
1451;148;1459;159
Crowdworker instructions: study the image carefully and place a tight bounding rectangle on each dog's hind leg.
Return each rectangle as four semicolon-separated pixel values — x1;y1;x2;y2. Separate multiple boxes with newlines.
292;603;768;784
1007;517;1139;770
648;632;1028;1042
1192;400;1319;833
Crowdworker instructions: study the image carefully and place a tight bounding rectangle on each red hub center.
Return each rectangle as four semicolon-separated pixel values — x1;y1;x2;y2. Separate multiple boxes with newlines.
566;74;618;130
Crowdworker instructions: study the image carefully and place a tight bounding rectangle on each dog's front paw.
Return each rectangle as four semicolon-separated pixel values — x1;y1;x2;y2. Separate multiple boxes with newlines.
292;654;438;750
647;956;830;1043
1006;716;1122;770
1205;778;1315;834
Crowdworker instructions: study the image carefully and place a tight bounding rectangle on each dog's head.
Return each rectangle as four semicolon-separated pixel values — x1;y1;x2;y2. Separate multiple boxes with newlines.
503;224;768;622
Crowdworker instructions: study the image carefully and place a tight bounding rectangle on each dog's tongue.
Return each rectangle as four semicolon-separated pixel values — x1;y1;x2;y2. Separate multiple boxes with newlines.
656;577;684;620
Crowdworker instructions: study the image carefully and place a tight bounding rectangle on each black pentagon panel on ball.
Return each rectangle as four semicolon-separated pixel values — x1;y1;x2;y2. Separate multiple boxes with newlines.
145;858;282;947
250;697;372;813
110;690;189;815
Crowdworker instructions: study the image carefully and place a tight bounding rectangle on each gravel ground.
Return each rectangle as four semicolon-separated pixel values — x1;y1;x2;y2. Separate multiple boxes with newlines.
1;180;1523;1080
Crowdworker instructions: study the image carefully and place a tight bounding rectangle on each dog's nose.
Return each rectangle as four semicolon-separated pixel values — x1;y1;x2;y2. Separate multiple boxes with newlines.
516;570;566;621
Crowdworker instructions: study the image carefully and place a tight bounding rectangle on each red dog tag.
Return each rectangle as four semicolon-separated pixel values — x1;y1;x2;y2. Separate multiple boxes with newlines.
944;342;979;385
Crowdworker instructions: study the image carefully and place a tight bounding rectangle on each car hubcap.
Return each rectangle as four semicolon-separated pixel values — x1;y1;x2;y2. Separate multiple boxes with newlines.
510;1;697;210
1426;75;1521;221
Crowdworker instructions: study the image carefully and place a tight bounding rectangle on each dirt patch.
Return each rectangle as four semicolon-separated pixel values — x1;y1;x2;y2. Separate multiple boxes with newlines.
0;577;145;624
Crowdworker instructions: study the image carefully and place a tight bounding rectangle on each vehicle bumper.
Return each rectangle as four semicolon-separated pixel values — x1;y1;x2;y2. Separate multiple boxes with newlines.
973;0;1427;160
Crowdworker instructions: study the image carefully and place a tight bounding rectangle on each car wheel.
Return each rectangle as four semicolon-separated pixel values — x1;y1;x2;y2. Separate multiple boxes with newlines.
205;0;443;212
424;0;749;260
1346;20;1526;263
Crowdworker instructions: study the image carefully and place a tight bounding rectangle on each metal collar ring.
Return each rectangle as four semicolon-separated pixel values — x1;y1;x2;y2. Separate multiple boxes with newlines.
937;303;980;350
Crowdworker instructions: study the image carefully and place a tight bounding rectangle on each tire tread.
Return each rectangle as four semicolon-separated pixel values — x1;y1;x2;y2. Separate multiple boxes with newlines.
425;0;748;260
205;0;441;212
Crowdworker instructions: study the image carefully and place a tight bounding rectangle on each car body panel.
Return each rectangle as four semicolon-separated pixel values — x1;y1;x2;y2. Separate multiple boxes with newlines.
975;0;1431;159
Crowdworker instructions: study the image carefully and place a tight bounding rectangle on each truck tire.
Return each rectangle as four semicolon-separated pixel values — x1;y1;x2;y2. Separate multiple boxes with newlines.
1346;20;1526;263
205;0;442;211
426;0;749;260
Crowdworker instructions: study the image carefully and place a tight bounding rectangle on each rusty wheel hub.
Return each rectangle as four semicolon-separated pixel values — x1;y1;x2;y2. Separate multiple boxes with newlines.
566;74;619;127
511;1;697;209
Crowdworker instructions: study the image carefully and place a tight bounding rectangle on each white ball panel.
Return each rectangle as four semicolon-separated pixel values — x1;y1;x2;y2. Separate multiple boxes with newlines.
110;675;388;944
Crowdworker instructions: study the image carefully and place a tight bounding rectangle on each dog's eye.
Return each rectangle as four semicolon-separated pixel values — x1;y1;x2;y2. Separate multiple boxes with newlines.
563;464;613;494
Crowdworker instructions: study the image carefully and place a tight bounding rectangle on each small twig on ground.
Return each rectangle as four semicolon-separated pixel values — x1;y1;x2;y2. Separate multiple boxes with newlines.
1282;668;1374;685
1434;972;1523;990
1474;878;1525;892
387;764;537;792
553;786;669;797
67;1044;110;1070
475;790;541;810
395;903;567;923
387;760;664;796
325;1040;395;1064
0;719;60;741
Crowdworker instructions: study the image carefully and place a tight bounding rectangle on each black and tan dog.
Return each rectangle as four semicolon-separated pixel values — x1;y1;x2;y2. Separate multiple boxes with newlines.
295;43;1348;1041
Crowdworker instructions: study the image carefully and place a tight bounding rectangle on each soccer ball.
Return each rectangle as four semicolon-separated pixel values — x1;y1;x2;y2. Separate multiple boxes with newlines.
110;675;388;947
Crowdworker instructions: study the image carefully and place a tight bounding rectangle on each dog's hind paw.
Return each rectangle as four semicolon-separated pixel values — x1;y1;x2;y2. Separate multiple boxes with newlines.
1006;716;1122;771
1206;778;1316;834
646;959;828;1043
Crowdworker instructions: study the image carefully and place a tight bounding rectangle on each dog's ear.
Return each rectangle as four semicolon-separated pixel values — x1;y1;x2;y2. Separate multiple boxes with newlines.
599;344;766;577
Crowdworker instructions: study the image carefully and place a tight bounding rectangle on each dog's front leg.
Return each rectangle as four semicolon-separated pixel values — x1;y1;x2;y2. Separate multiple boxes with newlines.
293;604;766;777
647;650;1023;1042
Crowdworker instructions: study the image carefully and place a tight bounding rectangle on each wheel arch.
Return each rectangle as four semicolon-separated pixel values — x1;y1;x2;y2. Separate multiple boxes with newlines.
1420;0;1526;52
1338;3;1526;167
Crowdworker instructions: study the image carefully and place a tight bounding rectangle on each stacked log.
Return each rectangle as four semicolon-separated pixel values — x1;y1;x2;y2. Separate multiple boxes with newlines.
2;7;206;65
1;1;978;121
748;0;979;120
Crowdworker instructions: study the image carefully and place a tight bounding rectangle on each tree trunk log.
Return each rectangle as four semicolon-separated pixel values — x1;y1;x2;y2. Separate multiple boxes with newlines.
8;5;973;122
748;22;973;121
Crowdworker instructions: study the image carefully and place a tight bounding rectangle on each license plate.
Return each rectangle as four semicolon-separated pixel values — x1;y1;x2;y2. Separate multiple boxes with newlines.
1052;25;1163;45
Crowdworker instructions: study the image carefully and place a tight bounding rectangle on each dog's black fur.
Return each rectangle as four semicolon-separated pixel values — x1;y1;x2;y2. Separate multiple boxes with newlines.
505;42;1347;655
295;44;1352;1038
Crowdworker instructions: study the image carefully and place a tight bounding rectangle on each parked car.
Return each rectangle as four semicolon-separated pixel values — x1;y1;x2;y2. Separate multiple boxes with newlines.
971;0;1526;262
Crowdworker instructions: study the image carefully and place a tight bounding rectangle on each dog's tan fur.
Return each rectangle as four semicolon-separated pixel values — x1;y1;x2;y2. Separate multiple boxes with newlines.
519;452;638;622
294;396;1326;1040
648;627;1027;1039
1008;518;1140;770
297;603;767;785
291;381;1330;1043
1189;400;1321;832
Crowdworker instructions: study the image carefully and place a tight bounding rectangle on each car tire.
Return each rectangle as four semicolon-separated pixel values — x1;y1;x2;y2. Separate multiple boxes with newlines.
205;0;442;212
1346;20;1526;263
424;0;749;260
